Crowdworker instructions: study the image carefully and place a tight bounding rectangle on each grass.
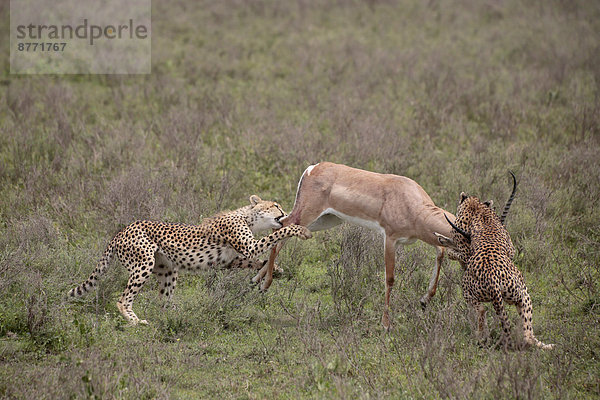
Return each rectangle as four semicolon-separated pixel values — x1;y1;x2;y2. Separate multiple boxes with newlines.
1;0;600;398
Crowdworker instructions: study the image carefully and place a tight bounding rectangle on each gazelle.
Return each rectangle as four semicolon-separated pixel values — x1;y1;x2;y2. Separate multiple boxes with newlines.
253;162;516;329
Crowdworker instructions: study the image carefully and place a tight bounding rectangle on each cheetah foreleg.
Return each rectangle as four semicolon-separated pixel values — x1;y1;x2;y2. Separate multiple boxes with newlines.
234;224;311;260
474;303;490;346
226;256;282;274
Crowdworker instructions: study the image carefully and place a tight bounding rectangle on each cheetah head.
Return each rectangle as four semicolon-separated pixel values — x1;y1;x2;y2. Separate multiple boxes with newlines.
435;193;489;261
247;195;287;233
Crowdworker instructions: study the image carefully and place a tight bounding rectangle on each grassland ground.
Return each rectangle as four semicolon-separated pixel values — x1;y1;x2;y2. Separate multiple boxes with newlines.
1;0;599;398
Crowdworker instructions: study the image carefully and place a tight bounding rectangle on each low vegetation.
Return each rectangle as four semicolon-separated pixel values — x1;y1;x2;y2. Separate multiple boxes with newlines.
1;0;599;398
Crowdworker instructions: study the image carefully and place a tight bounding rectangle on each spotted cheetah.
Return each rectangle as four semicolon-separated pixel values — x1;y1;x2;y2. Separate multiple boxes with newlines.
68;195;312;325
436;192;554;350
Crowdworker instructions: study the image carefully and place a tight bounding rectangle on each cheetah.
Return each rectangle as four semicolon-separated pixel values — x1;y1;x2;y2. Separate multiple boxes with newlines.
435;191;554;350
68;195;312;325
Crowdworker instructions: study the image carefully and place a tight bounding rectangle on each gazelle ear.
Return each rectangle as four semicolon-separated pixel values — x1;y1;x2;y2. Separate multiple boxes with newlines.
483;199;493;208
249;195;261;205
460;192;468;203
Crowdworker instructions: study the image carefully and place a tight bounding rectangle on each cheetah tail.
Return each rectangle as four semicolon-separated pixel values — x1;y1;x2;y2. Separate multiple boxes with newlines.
500;171;517;226
67;238;116;298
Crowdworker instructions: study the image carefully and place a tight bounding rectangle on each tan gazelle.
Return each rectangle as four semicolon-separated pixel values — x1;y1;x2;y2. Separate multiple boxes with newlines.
254;162;516;329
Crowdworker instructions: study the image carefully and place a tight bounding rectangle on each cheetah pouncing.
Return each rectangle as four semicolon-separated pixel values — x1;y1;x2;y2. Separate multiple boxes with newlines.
436;193;554;350
68;195;312;325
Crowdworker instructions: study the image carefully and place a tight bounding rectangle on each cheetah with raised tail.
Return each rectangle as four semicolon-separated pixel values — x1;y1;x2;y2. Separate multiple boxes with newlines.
436;192;553;350
68;195;312;325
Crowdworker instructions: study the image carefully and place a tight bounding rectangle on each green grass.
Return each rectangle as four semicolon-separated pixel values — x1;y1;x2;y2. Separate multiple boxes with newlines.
1;0;600;398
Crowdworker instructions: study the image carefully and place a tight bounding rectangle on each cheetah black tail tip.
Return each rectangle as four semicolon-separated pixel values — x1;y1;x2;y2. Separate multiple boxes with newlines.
523;338;555;351
66;283;90;299
66;288;76;301
537;341;555;350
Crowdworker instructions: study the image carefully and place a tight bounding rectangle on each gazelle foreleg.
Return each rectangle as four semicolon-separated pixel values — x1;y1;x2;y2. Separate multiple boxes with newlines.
419;246;445;308
382;235;396;331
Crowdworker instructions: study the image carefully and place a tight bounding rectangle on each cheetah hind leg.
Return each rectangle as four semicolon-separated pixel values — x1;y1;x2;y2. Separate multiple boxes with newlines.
117;261;155;325
516;293;554;350
154;253;178;309
117;273;151;325
491;293;513;351
473;303;491;347
154;264;178;310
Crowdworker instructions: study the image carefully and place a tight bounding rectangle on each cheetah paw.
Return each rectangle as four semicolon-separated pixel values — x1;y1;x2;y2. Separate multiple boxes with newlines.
297;226;312;240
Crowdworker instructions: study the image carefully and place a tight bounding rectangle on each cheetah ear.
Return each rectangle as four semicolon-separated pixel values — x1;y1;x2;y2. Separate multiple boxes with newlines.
460;192;468;203
483;199;493;208
249;195;262;205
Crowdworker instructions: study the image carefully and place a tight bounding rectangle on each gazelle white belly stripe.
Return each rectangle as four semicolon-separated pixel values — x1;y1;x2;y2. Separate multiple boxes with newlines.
316;208;416;244
319;208;385;235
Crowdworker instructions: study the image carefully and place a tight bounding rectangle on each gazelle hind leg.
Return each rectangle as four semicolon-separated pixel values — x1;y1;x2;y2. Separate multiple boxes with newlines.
255;240;287;289
258;203;333;290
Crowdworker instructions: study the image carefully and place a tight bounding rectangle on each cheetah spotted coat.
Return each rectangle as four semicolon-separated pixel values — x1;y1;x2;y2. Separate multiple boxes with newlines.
441;194;553;350
68;196;311;324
